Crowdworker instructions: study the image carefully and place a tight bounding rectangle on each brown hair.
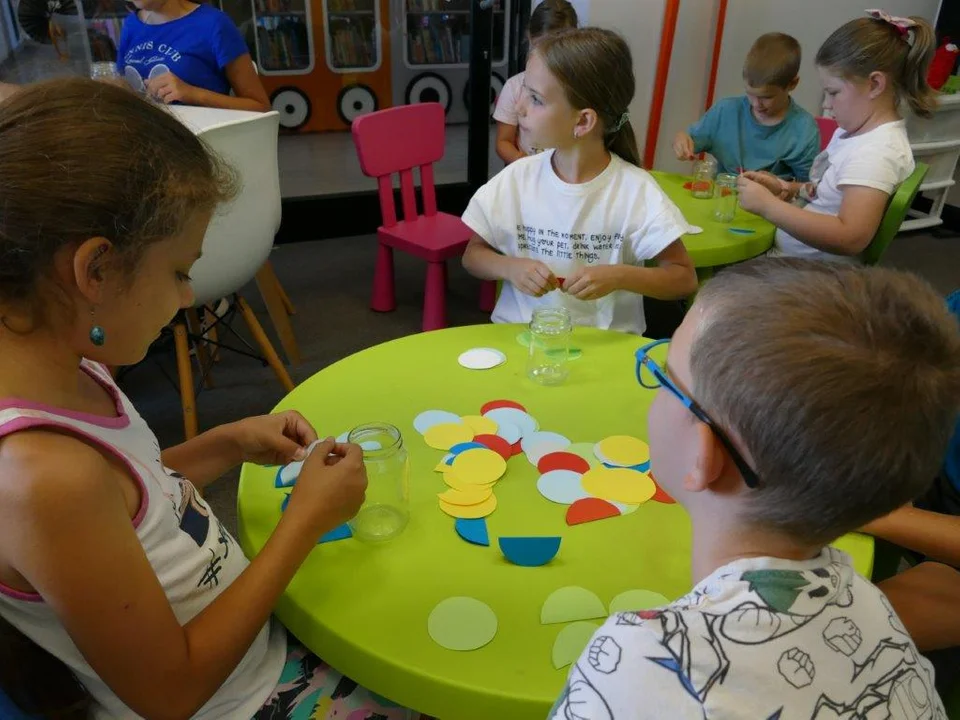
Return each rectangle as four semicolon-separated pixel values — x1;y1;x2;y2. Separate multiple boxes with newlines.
528;0;578;41
691;258;960;545
0;78;236;324
0;78;235;717
743;32;802;88
816;16;938;118
535;28;641;167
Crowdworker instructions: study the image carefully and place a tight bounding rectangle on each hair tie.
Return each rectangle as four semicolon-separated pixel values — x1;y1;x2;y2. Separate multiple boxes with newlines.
609;111;629;133
866;8;917;46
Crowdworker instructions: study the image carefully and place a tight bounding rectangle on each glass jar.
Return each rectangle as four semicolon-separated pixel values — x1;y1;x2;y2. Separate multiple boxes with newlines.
89;61;120;81
346;423;409;542
527;307;572;386
690;157;718;199
713;173;739;223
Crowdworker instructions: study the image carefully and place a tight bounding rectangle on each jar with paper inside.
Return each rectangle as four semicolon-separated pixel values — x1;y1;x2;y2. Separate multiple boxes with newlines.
346;423;409;542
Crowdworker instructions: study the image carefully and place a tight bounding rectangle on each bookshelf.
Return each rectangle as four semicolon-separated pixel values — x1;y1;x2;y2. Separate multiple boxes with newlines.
324;0;378;71
405;0;504;68
254;0;312;71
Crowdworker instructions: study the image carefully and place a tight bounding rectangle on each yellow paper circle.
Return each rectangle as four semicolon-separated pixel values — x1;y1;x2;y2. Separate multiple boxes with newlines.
451;448;507;485
461;415;498;436
438;486;494;506
439;493;498;519
424;422;474;451
581;467;656;504
596;435;650;467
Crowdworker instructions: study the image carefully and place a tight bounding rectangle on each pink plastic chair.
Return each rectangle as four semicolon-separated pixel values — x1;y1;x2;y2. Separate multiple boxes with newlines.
351;102;495;332
815;116;839;151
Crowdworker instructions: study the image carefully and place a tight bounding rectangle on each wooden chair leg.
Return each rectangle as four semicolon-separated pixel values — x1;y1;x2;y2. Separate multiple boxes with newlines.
172;322;198;440
256;263;302;367
184;308;214;389
236;295;295;393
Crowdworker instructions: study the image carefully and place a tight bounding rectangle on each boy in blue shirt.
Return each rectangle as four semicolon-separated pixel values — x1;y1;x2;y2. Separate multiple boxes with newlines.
673;32;820;180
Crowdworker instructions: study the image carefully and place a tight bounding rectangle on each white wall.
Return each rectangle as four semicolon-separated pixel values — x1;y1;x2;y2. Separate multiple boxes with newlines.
586;0;940;173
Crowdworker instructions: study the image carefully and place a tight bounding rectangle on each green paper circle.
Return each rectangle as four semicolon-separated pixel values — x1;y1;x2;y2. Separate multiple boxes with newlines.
428;597;498;651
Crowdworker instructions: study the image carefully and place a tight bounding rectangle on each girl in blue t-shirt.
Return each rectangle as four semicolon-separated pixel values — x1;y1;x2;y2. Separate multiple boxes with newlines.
117;0;269;111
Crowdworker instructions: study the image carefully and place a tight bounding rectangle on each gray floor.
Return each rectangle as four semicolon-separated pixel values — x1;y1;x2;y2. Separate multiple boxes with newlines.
119;229;960;536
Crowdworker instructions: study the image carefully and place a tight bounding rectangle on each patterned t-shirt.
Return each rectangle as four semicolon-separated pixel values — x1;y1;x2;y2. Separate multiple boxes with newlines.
549;547;944;719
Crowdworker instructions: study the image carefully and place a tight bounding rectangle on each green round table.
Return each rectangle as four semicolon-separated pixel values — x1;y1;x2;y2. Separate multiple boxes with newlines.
652;171;776;273
238;324;873;720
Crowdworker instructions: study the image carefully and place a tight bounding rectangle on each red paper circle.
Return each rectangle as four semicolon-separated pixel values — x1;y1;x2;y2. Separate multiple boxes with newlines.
473;434;513;461
566;497;620;526
480;399;527;415
510;440;523;457
537;451;590;475
649;472;676;504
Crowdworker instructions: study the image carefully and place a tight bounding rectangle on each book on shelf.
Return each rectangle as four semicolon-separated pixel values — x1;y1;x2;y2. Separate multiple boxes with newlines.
408;21;466;63
255;16;309;70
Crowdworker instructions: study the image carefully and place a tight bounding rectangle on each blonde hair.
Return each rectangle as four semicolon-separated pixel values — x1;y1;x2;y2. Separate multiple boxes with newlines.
692;258;960;545
534;28;640;167
816;16;938;118
743;32;802;88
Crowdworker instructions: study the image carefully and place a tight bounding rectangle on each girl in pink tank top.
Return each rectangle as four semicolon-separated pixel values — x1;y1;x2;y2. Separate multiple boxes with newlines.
0;79;417;720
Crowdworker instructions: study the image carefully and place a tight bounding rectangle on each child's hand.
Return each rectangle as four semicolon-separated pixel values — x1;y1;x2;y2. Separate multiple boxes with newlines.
741;170;785;198
228;410;319;466
563;266;622;300
146;72;197;105
508;258;559;297
288;438;367;531
672;132;696;161
737;175;777;216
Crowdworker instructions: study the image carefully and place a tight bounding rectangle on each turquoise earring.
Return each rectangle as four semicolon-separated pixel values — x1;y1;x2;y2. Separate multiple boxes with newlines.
89;309;105;347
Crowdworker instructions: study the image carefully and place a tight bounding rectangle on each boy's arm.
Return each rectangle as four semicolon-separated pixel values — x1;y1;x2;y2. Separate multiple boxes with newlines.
862;505;960;567
687;103;722;154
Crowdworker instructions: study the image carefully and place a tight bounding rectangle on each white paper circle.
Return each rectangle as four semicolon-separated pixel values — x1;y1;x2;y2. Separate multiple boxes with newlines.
495;421;522;445
413;410;463;435
458;347;506;370
483;407;539;438
521;432;571;456
537;470;591;504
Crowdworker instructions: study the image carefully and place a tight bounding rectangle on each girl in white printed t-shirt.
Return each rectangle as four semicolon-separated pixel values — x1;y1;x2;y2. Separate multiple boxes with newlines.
737;11;938;262
463;28;698;336
493;0;578;165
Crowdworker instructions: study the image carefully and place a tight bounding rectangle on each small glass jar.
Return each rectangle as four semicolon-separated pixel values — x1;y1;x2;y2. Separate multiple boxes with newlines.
346;423;409;542
690;157;718;199
527;307;572;386
713;173;739;223
89;61;120;81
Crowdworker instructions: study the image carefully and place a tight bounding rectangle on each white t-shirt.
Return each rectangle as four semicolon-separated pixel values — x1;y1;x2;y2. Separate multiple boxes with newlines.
462;151;693;335
775;119;914;262
493;72;539;156
549;547;944;719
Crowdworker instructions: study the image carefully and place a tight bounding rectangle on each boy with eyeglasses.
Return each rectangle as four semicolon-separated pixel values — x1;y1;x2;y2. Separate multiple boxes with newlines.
550;258;960;719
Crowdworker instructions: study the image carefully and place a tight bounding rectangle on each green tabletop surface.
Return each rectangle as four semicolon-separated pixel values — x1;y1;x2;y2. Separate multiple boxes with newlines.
652;170;776;268
238;324;873;720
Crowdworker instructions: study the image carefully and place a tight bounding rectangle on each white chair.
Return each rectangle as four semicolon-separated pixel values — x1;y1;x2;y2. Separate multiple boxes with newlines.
169;108;295;439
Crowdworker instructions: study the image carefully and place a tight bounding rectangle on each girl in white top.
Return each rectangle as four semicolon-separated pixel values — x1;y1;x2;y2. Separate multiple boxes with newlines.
464;27;697;336
493;0;578;164
738;11;938;262
0;79;414;720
